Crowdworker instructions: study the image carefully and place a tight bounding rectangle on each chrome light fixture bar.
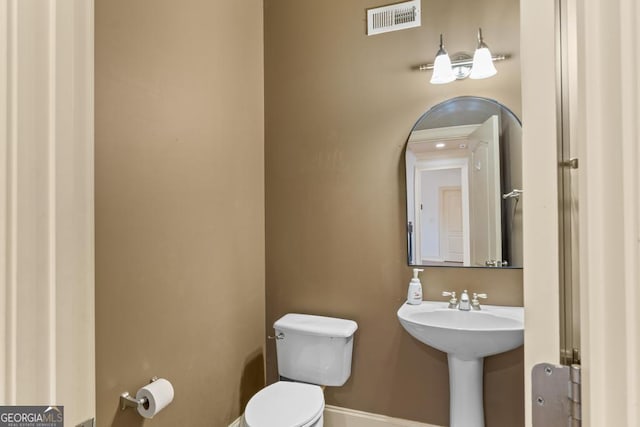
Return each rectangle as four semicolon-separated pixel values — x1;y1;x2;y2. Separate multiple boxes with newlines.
419;54;509;71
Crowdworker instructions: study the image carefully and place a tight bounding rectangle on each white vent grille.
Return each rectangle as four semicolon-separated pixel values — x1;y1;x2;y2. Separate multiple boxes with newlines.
367;0;421;36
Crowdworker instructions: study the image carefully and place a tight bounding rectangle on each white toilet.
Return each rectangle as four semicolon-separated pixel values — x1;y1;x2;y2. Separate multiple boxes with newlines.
243;313;358;427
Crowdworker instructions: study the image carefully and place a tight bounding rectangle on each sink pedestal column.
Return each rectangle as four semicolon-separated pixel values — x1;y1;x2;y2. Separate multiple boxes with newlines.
448;354;484;427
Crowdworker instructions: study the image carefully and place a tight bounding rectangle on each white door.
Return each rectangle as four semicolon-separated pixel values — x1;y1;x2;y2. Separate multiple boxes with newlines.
439;187;463;263
468;115;501;266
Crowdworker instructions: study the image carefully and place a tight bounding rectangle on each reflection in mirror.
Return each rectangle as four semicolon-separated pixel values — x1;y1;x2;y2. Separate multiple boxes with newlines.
405;97;522;268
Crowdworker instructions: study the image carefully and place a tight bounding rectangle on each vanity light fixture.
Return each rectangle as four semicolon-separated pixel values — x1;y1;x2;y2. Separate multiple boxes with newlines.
419;28;508;84
435;142;446;148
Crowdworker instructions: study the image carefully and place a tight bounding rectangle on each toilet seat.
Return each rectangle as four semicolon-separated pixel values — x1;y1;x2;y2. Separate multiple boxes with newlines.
244;381;324;427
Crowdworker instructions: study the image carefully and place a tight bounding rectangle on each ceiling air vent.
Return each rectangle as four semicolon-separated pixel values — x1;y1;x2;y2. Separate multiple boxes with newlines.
367;0;421;36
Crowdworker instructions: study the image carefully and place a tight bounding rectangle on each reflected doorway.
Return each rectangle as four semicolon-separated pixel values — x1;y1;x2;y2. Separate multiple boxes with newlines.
414;163;469;266
407;115;501;267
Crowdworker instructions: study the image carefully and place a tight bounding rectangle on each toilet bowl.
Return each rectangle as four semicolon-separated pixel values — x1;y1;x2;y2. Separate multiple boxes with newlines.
243;382;324;427
242;313;357;427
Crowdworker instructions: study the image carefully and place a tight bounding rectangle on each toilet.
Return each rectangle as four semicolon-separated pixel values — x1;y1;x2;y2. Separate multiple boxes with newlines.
243;313;358;427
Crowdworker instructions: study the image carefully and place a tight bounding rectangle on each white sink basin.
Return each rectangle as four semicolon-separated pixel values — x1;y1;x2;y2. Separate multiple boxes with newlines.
397;301;524;359
397;301;524;427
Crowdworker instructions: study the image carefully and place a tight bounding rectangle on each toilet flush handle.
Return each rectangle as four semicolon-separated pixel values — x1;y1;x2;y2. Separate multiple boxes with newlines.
267;332;285;340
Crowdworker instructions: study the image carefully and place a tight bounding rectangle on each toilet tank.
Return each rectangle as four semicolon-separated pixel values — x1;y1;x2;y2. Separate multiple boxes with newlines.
274;314;358;386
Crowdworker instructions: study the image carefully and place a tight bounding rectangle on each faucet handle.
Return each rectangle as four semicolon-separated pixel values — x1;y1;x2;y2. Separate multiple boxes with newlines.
442;291;458;309
471;293;488;310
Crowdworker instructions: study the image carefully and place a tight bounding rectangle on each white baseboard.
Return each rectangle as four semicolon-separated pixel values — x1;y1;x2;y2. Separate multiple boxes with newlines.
323;405;442;427
231;405;441;427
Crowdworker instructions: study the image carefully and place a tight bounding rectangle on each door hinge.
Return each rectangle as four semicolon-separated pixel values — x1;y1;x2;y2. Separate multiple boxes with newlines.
572;348;581;364
561;158;579;169
560;348;581;365
532;363;581;426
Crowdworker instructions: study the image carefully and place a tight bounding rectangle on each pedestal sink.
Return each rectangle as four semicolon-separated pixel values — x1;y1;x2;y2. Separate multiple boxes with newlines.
397;301;524;427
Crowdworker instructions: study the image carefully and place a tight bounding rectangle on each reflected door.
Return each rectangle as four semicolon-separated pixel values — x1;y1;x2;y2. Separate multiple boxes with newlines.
440;187;463;263
469;116;501;266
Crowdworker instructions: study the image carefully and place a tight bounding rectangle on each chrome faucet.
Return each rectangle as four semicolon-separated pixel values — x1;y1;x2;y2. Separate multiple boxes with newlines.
442;291;458;309
443;290;488;310
471;293;488;310
458;290;471;311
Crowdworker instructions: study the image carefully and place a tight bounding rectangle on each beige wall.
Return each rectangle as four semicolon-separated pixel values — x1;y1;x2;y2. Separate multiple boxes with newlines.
95;0;264;426
265;0;523;426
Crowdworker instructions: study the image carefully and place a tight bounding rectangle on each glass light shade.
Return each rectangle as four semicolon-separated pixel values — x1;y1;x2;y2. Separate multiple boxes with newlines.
469;47;497;79
430;53;456;84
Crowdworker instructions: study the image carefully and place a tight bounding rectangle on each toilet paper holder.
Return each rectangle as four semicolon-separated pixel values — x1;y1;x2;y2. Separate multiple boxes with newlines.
120;376;158;411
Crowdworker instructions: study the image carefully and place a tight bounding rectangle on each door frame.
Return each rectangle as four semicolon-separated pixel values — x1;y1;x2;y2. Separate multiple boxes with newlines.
522;0;640;425
0;0;95;423
413;159;470;265
521;0;562;425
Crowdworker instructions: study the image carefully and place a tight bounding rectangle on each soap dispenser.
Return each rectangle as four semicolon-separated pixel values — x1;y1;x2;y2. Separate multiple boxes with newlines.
407;268;424;305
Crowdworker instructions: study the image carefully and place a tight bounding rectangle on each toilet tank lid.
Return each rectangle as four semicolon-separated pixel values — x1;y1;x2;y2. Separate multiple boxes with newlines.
274;314;358;338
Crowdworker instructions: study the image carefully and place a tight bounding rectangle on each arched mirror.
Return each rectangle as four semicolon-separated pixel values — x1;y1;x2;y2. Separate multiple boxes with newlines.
405;96;522;268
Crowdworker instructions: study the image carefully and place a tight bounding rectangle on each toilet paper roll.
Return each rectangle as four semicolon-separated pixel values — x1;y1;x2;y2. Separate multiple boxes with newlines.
135;378;174;419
